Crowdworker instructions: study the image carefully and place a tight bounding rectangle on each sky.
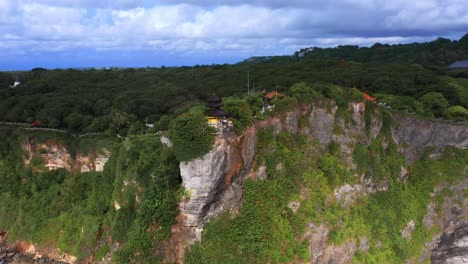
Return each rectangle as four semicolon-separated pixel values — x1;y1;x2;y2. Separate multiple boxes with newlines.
0;0;467;70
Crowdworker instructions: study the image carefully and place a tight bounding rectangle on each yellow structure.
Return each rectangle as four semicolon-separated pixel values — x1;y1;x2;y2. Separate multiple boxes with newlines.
207;117;221;128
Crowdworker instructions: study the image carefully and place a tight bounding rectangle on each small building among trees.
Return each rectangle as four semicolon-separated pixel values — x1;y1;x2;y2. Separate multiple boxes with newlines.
262;90;284;112
448;61;468;69
205;94;232;134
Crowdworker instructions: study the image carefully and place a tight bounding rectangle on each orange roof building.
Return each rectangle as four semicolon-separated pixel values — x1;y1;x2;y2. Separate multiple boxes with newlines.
353;87;376;102
264;91;284;99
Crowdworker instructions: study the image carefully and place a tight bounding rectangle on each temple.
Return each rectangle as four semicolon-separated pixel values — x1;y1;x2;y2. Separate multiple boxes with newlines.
205;94;232;134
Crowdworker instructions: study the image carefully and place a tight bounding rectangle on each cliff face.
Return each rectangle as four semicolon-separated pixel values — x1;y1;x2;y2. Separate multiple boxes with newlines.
425;179;468;264
394;116;468;164
169;101;468;262
167;127;257;262
22;138;110;173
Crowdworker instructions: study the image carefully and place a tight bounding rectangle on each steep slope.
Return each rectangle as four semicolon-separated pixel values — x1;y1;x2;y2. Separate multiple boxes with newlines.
170;100;467;263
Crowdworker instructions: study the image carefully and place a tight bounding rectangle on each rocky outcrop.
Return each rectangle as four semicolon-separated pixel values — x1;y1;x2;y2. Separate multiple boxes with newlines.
401;219;416;240
179;127;257;227
307;103;338;146
305;223;368;264
431;225;468;264
394;117;468;164
305;102;468;165
334;179;389;207
23;139;73;171
22;138;110;173
420;179;468;263
166;127;257;262
0;231;74;264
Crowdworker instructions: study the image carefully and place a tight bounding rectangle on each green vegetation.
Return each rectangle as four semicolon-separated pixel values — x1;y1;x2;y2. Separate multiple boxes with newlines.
444;105;468;120
222;97;255;134
111;136;181;263
294;35;468;66
169;111;215;161
0;128;181;262
1;35;467;135
289;81;323;103
420;92;449;117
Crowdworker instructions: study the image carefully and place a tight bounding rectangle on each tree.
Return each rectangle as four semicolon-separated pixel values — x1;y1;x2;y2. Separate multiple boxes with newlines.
110;111;136;136
64;112;89;132
420;92;449;117
169;112;215;161
289;82;322;103
444;106;468;121
222;97;254;133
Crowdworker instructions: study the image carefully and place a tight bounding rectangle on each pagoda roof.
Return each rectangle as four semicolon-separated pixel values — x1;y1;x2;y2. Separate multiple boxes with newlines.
207;94;222;102
207;101;223;108
205;108;226;117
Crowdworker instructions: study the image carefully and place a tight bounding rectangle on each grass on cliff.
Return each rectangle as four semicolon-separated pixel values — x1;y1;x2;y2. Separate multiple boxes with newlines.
110;135;181;263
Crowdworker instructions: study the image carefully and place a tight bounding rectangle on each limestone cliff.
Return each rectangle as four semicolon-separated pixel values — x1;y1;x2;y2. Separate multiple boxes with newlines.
166;127;257;262
167;100;468;263
423;179;468;263
22;138;110;173
394;116;468;164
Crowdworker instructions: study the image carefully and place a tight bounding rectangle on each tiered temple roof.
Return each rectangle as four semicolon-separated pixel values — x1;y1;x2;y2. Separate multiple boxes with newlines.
205;94;226;117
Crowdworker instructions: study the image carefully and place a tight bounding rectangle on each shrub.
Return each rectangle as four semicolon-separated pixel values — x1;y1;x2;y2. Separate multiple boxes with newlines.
375;94;422;113
30;154;44;167
444;105;468;121
289;81;323;103
222;97;254;133
420;92;449;117
271;96;297;113
169;112;215;161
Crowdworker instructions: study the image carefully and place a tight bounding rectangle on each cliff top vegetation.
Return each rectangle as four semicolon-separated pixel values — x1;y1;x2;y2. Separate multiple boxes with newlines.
0;34;467;136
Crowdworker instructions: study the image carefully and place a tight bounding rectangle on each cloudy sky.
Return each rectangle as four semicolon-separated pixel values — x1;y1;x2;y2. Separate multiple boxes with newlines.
1;0;467;70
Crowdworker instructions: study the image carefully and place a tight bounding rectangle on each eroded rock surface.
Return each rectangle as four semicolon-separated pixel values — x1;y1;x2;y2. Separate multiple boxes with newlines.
22;138;110;173
166;127;257;262
0;232;74;264
334;179;389;207
305;223;367;264
394;117;468;164
431;225;468;264
421;179;468;263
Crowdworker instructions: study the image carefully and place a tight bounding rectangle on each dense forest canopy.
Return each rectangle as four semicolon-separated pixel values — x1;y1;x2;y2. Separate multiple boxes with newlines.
0;34;467;134
292;34;468;66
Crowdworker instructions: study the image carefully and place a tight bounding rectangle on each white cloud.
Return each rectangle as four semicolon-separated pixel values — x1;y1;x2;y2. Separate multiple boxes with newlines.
0;0;467;68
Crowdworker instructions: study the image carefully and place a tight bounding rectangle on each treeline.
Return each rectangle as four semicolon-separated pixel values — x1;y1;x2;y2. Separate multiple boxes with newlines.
294;34;468;66
0;35;467;133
